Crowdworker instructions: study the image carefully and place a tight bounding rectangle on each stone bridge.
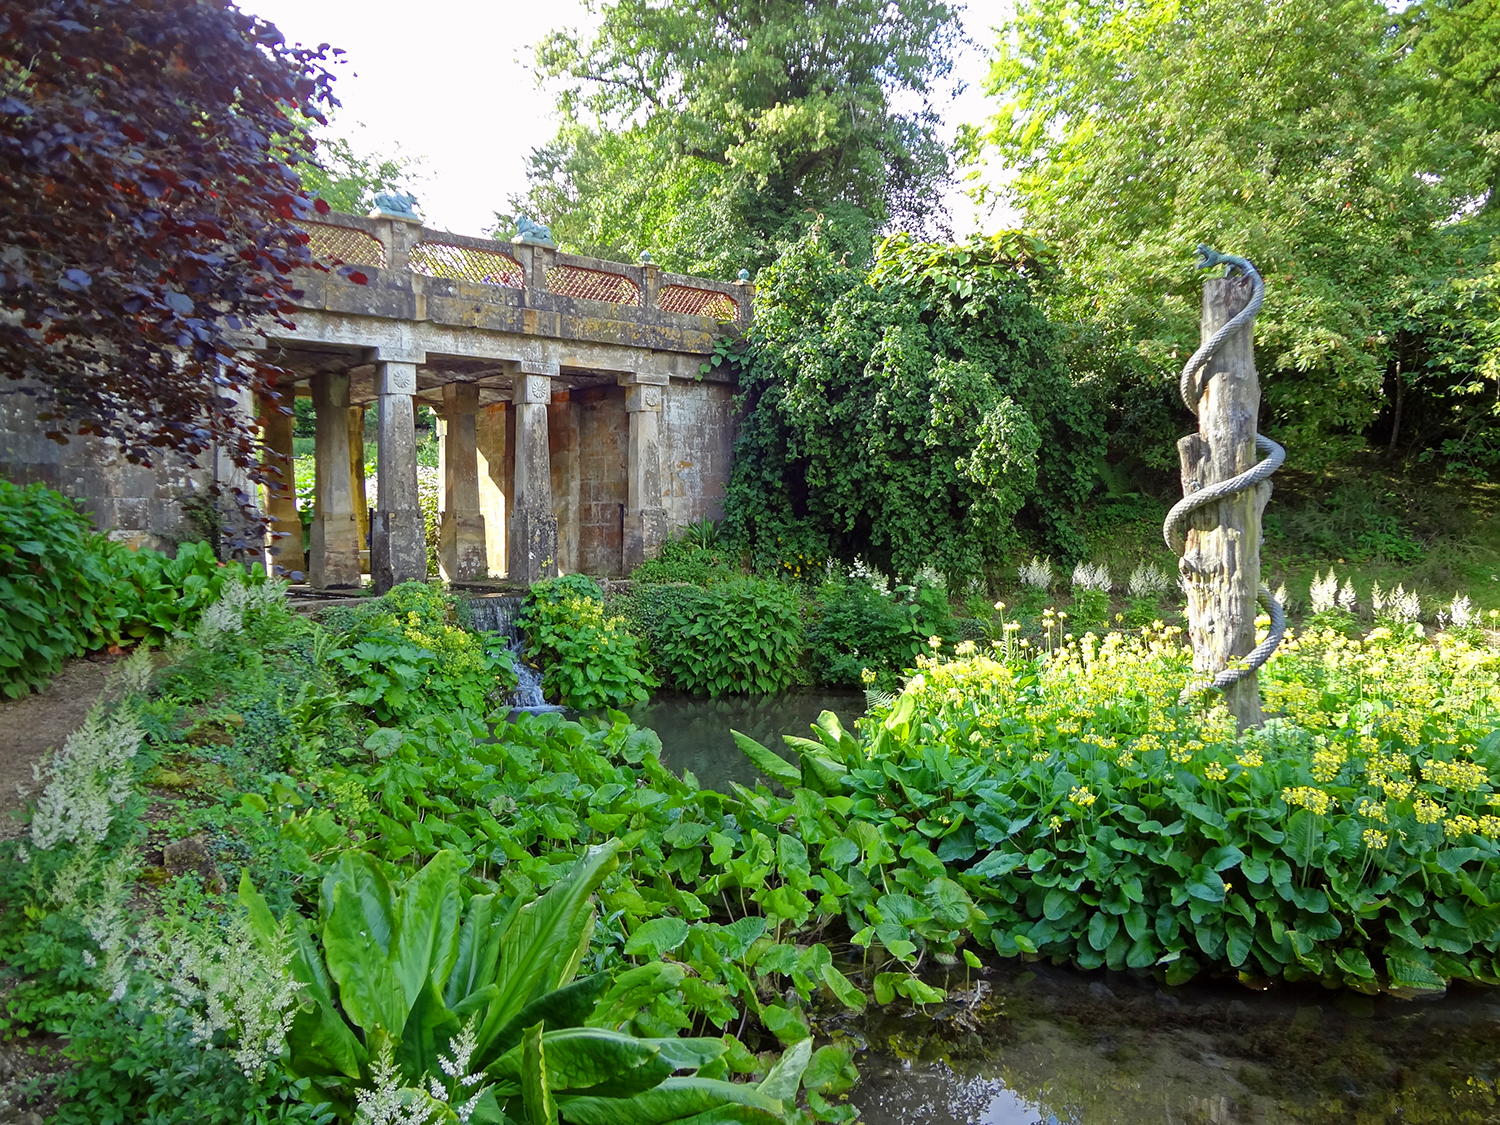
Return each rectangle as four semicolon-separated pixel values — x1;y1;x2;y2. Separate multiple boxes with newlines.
255;211;750;590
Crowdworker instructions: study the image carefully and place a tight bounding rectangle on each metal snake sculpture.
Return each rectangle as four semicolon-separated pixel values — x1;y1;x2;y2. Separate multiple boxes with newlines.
1163;245;1287;701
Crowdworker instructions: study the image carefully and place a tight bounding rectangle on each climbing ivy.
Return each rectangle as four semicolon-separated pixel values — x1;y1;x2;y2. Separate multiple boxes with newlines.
723;232;1101;586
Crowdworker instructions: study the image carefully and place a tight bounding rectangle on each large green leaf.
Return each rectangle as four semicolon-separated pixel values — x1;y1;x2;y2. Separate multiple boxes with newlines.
558;1077;783;1125
625;918;690;958
447;892;523;1008
393;850;463;1011
731;730;800;786
320;850;396;946
488;974;613;1060
396;978;462;1085
323;880;408;1036
522;1021;558;1125
590;963;689;1029
757;1038;811;1101
493;1027;667;1094
480;841;621;1061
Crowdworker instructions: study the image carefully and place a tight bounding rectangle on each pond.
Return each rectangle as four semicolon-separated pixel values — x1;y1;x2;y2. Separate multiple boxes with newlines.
850;958;1500;1124
624;688;867;791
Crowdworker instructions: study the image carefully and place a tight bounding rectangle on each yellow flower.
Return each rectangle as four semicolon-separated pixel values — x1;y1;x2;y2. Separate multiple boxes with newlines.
928;635;943;651
860;667;877;685
955;640;978;657
1444;814;1479;838
1237;748;1264;769
1068;785;1097;808
1282;786;1332;816
1421;758;1490;792
1203;761;1229;782
1413;797;1446;825
1362;828;1389;849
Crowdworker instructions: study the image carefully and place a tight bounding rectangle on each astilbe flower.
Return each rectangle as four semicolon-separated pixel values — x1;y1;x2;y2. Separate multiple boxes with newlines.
195;571;290;642
1018;556;1053;590
1337;577;1358;613
29;702;143;851
357;1040;445;1125
1071;561;1111;592
1449;593;1477;630
1372;581;1422;623
1309;569;1339;613
1126;562;1170;598
149;913;305;1080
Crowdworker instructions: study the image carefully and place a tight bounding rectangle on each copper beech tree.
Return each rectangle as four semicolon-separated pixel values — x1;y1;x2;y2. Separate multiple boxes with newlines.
0;0;343;532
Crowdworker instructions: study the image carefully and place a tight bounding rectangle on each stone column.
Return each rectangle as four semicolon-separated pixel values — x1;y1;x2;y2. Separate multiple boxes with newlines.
438;382;487;581
258;391;304;577
549;388;581;575
348;405;370;574
371;354;427;592
309;373;361;589
476;403;509;579
509;361;559;584
621;371;669;572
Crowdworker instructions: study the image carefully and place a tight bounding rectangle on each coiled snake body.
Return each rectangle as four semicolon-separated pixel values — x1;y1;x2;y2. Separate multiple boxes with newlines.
1164;245;1286;701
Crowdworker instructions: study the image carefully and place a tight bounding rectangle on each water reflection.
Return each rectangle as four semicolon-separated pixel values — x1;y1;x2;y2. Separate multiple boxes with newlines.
624;689;866;791
852;960;1500;1124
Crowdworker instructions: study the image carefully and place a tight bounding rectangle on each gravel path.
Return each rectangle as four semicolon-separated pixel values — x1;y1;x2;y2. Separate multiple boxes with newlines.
0;656;119;841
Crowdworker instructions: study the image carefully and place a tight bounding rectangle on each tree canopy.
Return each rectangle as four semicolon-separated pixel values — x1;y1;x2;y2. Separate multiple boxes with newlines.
509;0;962;276
723;230;1100;584
970;0;1499;472
0;0;336;490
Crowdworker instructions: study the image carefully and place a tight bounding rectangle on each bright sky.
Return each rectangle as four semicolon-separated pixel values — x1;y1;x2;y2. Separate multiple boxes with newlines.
242;0;1017;240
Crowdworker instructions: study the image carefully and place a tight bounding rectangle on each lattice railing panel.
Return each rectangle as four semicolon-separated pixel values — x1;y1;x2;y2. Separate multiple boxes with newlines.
547;264;641;306
301;222;386;268
409;241;523;288
657;284;738;321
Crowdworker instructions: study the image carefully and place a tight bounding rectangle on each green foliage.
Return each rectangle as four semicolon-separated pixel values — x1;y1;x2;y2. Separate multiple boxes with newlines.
331;582;515;726
0;479;121;695
515;0;960;275
519;576;656;709
629;536;738;588
972;0;1498;470
636;578;803;697
723;232;1100;583
297;124;424;216
844;625;1500;989
805;578;953;688
0;480;261;697
248;842;780;1123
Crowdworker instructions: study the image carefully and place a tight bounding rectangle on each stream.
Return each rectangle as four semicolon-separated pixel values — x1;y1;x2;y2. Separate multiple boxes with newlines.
462;594;1500;1123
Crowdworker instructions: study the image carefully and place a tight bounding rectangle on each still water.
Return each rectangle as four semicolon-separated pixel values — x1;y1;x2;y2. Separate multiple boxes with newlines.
850;958;1500;1124
624;688;866;791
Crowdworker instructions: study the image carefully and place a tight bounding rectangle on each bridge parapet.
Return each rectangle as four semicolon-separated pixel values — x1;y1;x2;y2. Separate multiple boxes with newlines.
294;212;749;349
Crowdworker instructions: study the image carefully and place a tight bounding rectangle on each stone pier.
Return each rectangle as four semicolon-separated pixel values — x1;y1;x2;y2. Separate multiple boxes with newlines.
509;362;559;584
371;355;426;592
438;381;487;581
258;391;303;576
622;372;669;571
309;372;361;588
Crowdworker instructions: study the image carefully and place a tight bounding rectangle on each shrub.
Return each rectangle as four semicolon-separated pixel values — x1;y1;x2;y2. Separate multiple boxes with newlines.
0;480;121;695
331;581;515;724
645;577;803;696
805;578;928;687
0;480;260;697
630;536;738;587
519;575;655;708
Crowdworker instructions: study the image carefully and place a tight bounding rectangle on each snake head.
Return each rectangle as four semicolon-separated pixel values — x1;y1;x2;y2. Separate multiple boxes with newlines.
1194;243;1256;279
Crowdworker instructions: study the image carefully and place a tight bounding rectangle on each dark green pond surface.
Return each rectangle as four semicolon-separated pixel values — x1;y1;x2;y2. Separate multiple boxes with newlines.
847;959;1500;1124
623;689;1500;1123
625;688;866;791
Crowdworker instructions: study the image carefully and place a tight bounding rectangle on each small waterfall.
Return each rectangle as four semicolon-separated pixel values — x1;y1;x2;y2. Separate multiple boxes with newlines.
466;595;561;713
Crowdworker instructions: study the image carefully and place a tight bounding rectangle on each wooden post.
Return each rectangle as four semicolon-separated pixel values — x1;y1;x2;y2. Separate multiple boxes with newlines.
1178;276;1271;728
